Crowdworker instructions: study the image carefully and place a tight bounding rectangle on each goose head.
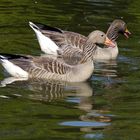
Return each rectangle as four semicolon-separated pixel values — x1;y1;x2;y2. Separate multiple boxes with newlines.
106;19;131;41
87;30;115;47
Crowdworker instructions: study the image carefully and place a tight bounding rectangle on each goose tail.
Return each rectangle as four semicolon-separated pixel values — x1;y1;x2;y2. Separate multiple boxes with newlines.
0;55;6;61
29;21;41;33
29;21;59;55
0;55;29;78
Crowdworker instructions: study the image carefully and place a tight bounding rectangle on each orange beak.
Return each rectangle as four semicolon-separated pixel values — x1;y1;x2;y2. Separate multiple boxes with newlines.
124;28;131;38
104;37;116;48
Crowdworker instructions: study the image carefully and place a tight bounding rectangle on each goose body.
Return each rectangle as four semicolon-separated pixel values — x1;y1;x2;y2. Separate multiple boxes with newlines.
0;31;114;82
29;19;130;60
0;53;93;83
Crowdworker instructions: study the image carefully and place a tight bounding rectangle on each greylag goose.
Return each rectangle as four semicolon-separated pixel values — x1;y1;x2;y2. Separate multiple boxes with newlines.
29;19;131;60
0;31;115;82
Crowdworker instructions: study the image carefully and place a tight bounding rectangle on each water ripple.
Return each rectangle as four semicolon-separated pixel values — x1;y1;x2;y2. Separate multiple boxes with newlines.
59;121;110;127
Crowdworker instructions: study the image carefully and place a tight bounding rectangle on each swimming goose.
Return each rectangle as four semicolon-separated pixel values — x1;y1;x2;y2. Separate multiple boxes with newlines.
0;31;115;82
29;19;131;60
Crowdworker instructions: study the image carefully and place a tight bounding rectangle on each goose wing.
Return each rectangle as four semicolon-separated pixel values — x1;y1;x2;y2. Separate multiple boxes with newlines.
31;56;71;75
42;30;86;50
0;54;71;75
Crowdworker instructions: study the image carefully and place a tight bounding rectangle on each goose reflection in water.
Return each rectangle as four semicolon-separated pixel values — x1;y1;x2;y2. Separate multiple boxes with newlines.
24;79;93;103
0;78;93;102
24;79;112;133
0;77;113;133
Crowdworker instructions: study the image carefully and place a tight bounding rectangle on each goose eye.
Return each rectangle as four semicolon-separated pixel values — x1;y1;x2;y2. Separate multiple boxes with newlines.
101;34;104;37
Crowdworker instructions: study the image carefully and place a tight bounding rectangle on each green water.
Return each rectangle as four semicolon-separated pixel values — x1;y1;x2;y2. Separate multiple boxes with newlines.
0;0;140;140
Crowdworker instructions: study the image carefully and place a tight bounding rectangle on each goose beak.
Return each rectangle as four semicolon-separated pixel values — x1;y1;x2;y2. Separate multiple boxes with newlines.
124;28;131;38
104;37;116;48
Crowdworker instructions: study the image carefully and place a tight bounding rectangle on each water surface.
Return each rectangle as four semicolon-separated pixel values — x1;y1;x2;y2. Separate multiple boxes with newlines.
0;0;140;140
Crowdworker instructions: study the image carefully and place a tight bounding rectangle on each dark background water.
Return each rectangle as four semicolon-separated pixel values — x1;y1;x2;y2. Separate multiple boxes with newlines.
0;0;140;140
